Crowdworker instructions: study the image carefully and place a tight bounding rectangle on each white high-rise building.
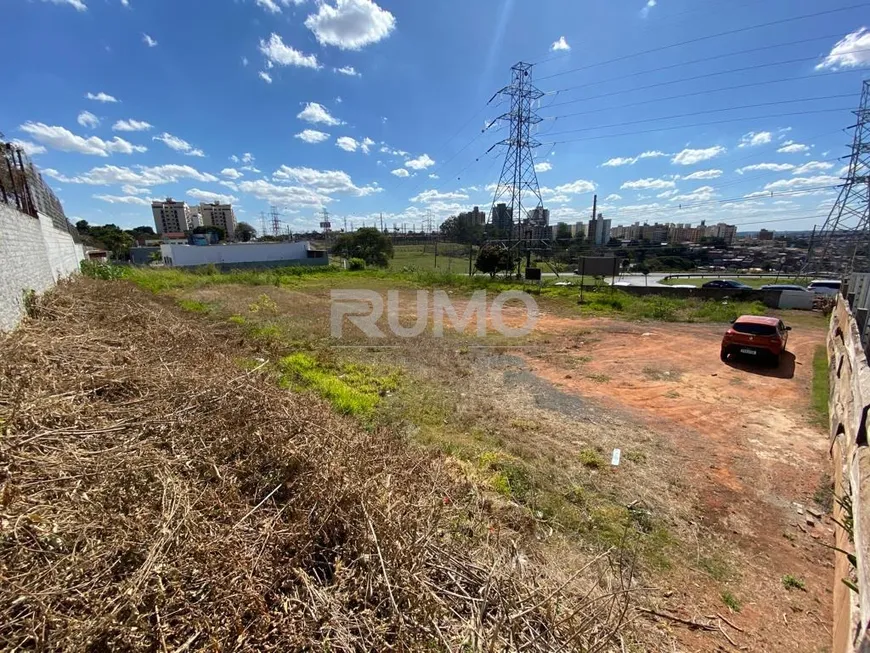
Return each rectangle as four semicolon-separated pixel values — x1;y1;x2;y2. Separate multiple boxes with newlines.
200;202;237;239
587;214;611;246
152;198;190;234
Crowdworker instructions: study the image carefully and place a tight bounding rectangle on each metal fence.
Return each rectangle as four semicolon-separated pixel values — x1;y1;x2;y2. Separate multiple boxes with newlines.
1;141;80;242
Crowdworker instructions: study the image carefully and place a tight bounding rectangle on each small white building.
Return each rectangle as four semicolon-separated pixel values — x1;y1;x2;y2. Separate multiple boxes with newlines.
160;241;328;269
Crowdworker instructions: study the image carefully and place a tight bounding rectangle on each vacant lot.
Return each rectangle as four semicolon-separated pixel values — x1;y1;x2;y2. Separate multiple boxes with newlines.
4;267;834;651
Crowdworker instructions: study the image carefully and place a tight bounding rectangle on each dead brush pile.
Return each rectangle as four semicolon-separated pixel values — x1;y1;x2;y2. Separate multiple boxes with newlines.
0;279;633;651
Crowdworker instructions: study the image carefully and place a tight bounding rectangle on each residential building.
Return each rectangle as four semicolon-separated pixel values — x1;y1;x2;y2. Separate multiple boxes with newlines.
491;203;513;234
189;208;203;229
528;206;550;227
152;198;190;234
588;214;611;246
572;222;587;239
758;229;775;241
458;206;486;226
200;202;237;238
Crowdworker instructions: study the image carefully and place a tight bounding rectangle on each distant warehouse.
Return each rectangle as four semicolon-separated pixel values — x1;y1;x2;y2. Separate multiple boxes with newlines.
160;242;328;269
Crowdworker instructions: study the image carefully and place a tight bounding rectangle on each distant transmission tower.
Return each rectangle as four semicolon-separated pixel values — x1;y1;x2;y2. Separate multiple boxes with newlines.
805;79;870;276
487;61;545;263
270;205;281;237
259;211;268;238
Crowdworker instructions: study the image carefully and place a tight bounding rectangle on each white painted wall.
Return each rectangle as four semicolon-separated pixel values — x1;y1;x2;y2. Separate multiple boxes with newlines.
161;241;319;266
0;204;84;331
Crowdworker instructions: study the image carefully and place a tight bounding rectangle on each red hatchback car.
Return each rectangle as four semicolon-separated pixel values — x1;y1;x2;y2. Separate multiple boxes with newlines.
720;315;791;364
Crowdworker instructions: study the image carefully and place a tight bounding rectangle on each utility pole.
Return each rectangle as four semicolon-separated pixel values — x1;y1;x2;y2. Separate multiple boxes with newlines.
270;205;280;237
487;61;545;277
805;79;870;276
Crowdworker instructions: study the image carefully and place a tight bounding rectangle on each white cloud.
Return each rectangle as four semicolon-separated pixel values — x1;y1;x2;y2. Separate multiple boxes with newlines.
777;140;810;154
763;175;840;191
670;186;717;202
297;102;344;126
121;184;148;195
535;162;553;173
736;162;795;174
187;188;238;204
550;36;570;52
361;137;375;154
43;164;218;186
335;96;343;103
683;169;722;180
153;132;205;157
792;161;835;175
259;33;320;69
621;177;676;190
255;0;282;13
335;65;361;77
77;111;100;129
601;150;667;167
113;119;152;132
640;0;656;18
336;136;359;152
816;28;870;70
295;129;330;144
94;194;152;206
428;173;439;179
143;33;157;47
391;168;410;177
221;168;244;179
238;179;331;208
411;189;469;203
86;91;118;103
671;145;726;165
19;122;146;156
120;0;129;6
242;153;255;164
11;139;47;156
259;71;273;84
242;56;249;67
41;0;87;11
405;153;435;170
272;165;380;196
656;189;678;199
738;131;772;148
605;193;622;201
305;0;396;51
553;179;595;194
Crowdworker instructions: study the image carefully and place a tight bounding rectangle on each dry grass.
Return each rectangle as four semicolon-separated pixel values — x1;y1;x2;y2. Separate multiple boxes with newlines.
0;279;643;651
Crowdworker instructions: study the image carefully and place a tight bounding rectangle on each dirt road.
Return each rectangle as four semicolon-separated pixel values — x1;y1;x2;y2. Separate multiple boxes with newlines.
524;313;832;651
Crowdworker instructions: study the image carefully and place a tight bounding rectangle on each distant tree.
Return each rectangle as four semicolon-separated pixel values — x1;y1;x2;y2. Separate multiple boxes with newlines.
474;243;512;278
88;224;134;258
235;222;257;242
129;226;156;236
440;214;484;244
636;263;651;286
621;258;631;272
332;227;394;267
75;219;90;233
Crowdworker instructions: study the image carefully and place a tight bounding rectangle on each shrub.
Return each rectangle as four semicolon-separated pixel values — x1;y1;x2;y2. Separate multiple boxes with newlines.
348;257;366;271
80;260;126;280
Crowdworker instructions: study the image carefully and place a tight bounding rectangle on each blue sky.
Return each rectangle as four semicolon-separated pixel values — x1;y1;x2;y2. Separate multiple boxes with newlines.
3;0;870;234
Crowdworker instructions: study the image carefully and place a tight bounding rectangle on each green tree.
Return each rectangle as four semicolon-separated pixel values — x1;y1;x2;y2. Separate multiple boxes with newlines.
193;225;226;242
440;214;484;244
474;243;512;278
75;219;90;233
129;225;156;236
332;227;394;267
89;224;134;258
555;222;572;240
235;222;257;242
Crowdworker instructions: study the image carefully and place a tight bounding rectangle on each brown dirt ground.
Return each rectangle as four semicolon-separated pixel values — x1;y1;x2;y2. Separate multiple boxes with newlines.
185;283;835;652
523;311;833;652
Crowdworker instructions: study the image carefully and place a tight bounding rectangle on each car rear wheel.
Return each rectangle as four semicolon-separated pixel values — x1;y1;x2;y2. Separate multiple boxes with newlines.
720;347;729;362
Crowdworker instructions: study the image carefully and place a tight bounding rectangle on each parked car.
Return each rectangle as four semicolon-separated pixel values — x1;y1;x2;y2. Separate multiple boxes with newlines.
702;279;752;290
720;315;791;364
759;284;810;292
807;279;841;296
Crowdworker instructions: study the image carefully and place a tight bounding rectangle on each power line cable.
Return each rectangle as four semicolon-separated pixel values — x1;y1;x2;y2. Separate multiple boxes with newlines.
535;3;869;80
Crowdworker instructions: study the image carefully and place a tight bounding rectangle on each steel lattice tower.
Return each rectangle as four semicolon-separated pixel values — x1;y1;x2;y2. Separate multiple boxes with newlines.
805;79;870;276
488;62;545;252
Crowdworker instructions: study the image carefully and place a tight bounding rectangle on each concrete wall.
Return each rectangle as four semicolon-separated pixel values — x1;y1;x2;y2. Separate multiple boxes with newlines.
0;204;84;332
827;297;870;652
161;241;328;268
597;284;814;310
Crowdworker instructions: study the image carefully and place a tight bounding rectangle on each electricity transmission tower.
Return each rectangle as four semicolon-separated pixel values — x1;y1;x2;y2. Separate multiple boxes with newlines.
805;79;870;276
270;205;281;237
487;62;546;270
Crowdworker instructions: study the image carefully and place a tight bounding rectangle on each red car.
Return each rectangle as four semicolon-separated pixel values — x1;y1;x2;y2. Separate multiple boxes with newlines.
720;315;791;364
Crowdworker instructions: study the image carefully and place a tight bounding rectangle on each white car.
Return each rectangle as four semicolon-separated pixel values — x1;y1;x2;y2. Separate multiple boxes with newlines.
807;279;841;296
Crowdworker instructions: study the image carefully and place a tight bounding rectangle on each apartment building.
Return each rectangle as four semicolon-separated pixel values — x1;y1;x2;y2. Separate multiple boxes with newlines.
200;202;237;238
152;198;191;234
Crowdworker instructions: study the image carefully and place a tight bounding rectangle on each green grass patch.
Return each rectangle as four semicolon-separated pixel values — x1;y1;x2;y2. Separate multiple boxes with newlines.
699;554;732;581
660;276;812;289
228;314;247;325
812;345;829;428
578;448;606;469
721;591;742;612
478;451;533;501
177;299;211;313
782;574;806;591
579;290;765;323
278;352;399;417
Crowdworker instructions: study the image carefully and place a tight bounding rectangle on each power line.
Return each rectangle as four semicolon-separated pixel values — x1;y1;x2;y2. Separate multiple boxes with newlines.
543;94;854;126
535;3;869;81
545;51;870;110
543;107;852;143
